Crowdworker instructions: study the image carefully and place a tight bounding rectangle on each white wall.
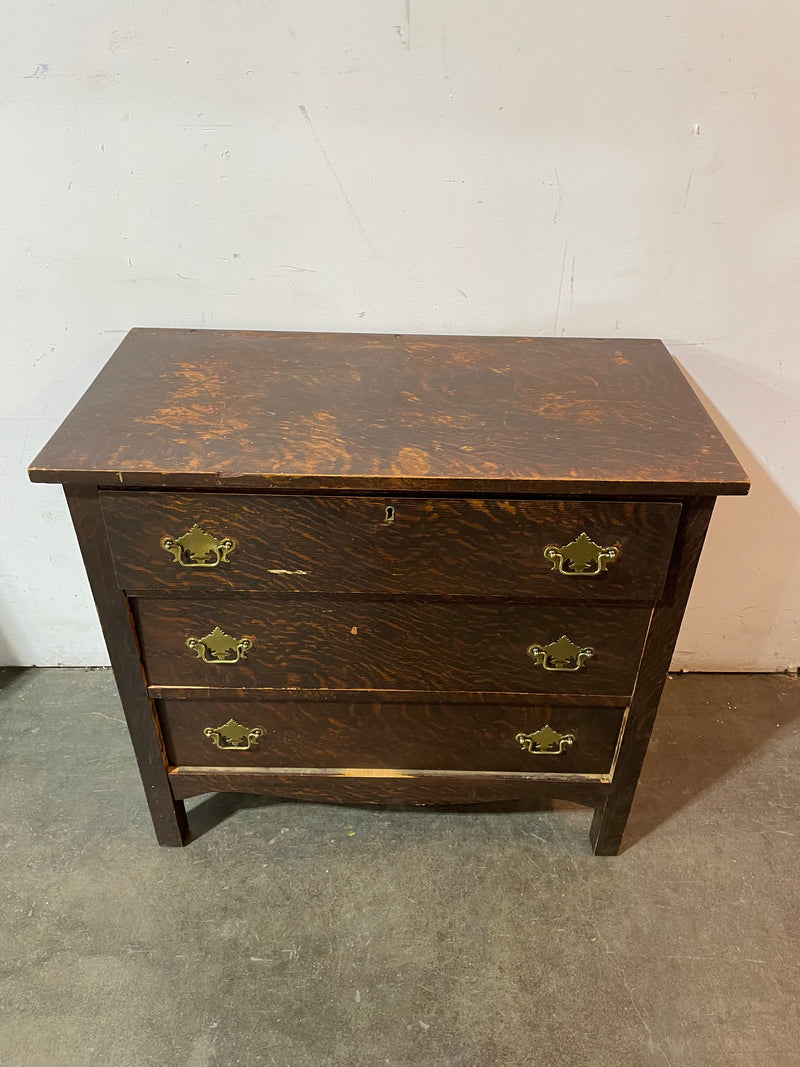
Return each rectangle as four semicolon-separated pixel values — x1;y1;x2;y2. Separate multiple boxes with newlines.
2;0;798;669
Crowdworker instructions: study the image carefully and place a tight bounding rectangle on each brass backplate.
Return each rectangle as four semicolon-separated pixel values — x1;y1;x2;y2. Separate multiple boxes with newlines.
186;626;253;664
516;725;575;755
161;524;237;567
204;718;265;751
527;634;594;671
543;532;620;576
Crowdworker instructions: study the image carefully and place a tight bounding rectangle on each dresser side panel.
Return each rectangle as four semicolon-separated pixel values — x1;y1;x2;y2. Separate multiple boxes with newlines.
64;484;188;846
590;496;716;854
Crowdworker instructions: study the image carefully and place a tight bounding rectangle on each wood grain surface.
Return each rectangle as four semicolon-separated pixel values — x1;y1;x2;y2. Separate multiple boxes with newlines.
31;331;749;850
102;491;681;600
168;766;609;807
134;597;651;695
590;496;716;854
147;686;627;705
64;485;189;846
29;330;749;496
157;698;626;774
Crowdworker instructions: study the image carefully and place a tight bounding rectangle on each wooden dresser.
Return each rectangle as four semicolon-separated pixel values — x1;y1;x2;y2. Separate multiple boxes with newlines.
28;330;748;853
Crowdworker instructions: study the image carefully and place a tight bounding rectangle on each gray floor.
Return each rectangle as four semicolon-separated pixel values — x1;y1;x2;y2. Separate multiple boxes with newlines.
1;670;798;1067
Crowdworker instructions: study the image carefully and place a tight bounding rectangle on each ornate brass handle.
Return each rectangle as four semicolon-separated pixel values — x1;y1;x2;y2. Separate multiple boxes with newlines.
516;725;575;755
527;634;594;671
204;717;265;751
186;626;253;664
543;532;619;576
161;523;237;567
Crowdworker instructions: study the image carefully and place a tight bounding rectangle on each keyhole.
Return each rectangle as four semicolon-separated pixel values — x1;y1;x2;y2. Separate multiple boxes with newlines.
384;505;395;524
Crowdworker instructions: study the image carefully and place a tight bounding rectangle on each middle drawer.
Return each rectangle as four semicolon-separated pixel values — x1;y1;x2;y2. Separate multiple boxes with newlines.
135;598;651;696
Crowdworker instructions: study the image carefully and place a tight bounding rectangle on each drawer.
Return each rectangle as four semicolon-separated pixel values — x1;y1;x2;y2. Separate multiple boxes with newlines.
134;598;651;696
158;698;627;776
102;492;681;599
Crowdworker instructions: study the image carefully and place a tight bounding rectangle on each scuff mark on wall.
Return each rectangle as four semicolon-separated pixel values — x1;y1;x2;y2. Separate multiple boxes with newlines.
395;1;412;50
298;104;377;252
552;241;568;337
552;169;563;224
684;123;701;208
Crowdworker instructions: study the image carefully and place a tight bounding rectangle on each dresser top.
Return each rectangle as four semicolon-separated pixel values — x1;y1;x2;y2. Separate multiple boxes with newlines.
29;329;748;496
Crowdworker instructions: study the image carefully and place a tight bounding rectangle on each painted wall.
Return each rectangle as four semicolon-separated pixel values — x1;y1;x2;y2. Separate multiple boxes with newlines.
2;0;798;669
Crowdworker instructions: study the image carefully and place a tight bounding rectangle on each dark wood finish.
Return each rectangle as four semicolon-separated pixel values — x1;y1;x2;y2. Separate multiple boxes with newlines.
147;686;627;705
101;492;681;600
158;698;626;774
30;331;749;853
168;766;609;806
133;597;651;695
63;485;188;846
30;330;749;496
590;497;715;855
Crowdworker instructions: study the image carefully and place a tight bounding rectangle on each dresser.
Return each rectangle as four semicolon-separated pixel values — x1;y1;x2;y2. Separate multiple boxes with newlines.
28;330;749;853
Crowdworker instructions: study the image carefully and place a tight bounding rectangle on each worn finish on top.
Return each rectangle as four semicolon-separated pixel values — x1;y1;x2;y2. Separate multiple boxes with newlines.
29;329;749;495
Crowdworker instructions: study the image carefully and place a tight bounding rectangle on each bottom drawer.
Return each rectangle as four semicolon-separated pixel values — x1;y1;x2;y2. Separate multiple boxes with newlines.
158;700;627;777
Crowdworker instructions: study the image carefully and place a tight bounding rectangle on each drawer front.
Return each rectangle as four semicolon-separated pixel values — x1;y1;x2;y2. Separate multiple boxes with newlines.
159;699;627;775
134;598;651;695
102;492;680;599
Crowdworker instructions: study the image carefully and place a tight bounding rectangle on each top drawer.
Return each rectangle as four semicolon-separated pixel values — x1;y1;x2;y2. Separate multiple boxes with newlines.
100;492;680;599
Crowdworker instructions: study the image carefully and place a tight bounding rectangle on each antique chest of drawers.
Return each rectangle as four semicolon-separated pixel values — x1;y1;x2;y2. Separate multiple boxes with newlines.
29;330;749;853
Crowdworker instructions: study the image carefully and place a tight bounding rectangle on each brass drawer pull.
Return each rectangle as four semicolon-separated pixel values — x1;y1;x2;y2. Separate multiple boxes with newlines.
204;717;265;751
516;725;575;755
527;634;594;672
186;626;253;664
161;523;237;567
543;532;619;576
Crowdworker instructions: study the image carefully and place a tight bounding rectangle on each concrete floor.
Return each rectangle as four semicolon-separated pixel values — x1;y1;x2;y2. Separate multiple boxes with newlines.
0;669;798;1067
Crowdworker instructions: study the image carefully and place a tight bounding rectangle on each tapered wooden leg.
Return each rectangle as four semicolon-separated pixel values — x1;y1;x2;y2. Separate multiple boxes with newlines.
590;793;633;855
589;497;717;856
65;484;189;846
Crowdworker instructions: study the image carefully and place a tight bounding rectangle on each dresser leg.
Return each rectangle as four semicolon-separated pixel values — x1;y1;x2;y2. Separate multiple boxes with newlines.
64;484;190;848
147;791;190;847
589;793;632;856
590;497;717;857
